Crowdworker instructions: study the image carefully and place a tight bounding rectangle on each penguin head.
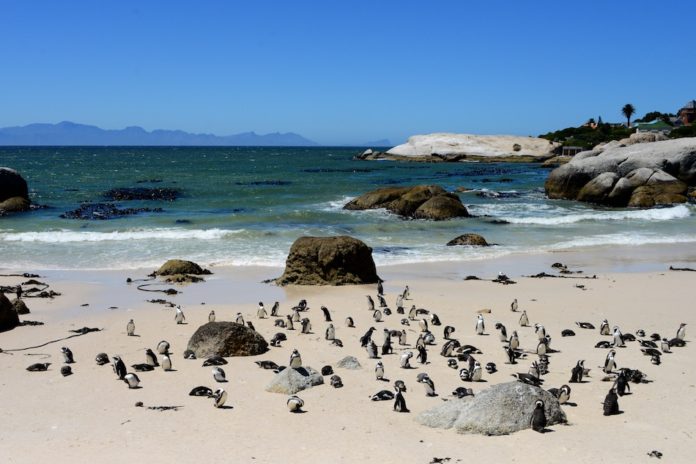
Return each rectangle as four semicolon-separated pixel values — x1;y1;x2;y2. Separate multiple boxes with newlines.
535;400;544;408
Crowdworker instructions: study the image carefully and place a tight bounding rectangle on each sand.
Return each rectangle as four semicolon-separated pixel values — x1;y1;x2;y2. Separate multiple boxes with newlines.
1;257;695;464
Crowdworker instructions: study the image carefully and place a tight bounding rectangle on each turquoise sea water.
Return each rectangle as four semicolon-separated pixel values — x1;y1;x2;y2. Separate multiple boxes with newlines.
1;146;695;270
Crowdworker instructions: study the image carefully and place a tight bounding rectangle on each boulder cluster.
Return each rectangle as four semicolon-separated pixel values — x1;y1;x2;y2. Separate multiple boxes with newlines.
344;185;469;220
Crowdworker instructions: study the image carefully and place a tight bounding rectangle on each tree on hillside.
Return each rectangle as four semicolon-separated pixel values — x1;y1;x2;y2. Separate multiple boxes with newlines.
622;103;636;127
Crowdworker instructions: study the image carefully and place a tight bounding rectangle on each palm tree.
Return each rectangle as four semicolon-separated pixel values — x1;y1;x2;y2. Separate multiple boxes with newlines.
622;103;636;127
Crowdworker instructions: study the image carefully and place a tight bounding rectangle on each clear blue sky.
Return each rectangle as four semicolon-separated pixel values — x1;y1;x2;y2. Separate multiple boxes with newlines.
1;0;694;145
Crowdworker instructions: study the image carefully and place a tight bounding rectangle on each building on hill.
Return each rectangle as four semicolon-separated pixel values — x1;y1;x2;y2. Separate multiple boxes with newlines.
678;100;696;126
634;119;673;134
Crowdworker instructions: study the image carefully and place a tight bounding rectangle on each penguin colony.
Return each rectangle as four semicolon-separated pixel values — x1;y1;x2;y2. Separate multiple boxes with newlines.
24;281;689;435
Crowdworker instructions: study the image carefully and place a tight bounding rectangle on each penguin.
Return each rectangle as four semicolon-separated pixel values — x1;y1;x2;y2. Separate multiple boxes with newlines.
235;313;245;325
366;341;378;359
512;373;543;386
60;365;73;377
447;359;458;369
459;367;471;381
640;347;661;358
393;386;409;412
321;306;332;322
270;332;287;347
381;335;393;355
287;395;304;413
189;386;214;397
417;373;436;397
112;356;126;379
401;318;410;326
570;360;584;383
360;327;376;347
371;390;394;401
415;334;425;351
131;363;154;372
603;387;620;416
398;329;407;346
208;310;216;322
408;305;417;321
212;388;228;408
475;314;485;335
175;306;186;324
282;315;293;330
270;301;280;317
367;295;375;311
511;298;518;312
528;361;541;379
505;345;517;365
430;313;441;326
485;362;497;374
61;347;74;364
183;350;196;360
495;322;508;342
378;294;388;308
599;319;610;336
156;340;170;355
636;329;646;338
246;321;256;331
534;323;546;340
402;285;410;300
562;329;576;337
26;363;51;372
603;350;616;374
639;339;658;348
275;319;286;328
595;341;612;349
614;370;630;396
612;326;625;347
377;280;384;295
126;319;135;336
471;361;483;382
530;400;547;432
289;349;302;369
257;302;267;319
123;373;140;389
375;361;385;380
300;318;312;334
555;384;571;404
416;345;428;364
325;323;335;341
509;331;520;350
519;310;529;327
575;321;595;330
212;367;227;382
345;316;354;328
332;338;344;348
373;310;383;323
452;387;474;398
661;338;671;353
423;331;435;345
676;323;687;341
330;375;343;388
202;356;227;366
95;353;110;366
255;360;280;370
441;339;459;357
292;309;301;322
161;354;173;371
400;351;413;368
145;348;159;366
536;338;547;356
443;325;455;340
651;354;661;365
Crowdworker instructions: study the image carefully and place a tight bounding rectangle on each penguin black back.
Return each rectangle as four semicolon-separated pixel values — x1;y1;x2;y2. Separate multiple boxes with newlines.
603;388;620;416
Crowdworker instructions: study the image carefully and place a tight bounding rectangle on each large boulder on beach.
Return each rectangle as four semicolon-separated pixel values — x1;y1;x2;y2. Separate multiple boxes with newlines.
545;138;696;207
0;168;30;213
344;185;469;220
0;292;20;332
12;298;30;315
187;322;268;357
276;236;378;286
155;259;211;276
416;381;566;435
446;233;489;246
265;366;324;394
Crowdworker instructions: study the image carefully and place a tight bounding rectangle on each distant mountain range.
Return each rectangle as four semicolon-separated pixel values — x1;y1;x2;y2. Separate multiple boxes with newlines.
0;121;318;146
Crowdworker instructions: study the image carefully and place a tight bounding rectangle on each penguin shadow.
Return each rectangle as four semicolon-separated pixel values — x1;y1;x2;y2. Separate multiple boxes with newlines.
215;380;228;383
378;378;391;383
218;405;234;410
564;402;578;407
129;386;143;390
291;409;308;414
477;334;490;336
537;427;556;434
128;334;142;338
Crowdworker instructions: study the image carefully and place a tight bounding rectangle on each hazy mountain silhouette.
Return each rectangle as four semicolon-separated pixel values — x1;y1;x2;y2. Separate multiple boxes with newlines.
0;121;317;146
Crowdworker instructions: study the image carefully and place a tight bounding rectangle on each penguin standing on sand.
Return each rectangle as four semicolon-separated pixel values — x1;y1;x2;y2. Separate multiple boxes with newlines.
382;332;393;355
417;373;436;397
257;302;267;319
676;323;687;341
367;295;375;311
661;338;671;353
536;338;547;356
213;388;228;408
345;316;354;328
519;310;529;327
475;315;485;335
535;323;546;340
270;302;280;317
400;351;413;368
161;354;173;371
287;395;305;413
373;310;383;323
300;318;312;334
212;367;227;382
123;373;140;389
471;361;483;382
289;349;302;369
112;356;127;380
603;387;620;416
126;319;135;336
612;327;625;347
444;325;455;340
61;347;74;364
509;331;520;350
398;330;407;346
360;327;376;347
175;306;185;324
208;310;216;322
393;383;409;412
375;361;385;380
495;323;508;342
570;360;584;383
531;400;547;432
321;306;332;322
325;323;335;340
157;340;170;354
402;286;410;300
235;313;245;325
419;318;428;333
377;280;383;295
145;349;159;366
599;319;610;336
417;345;428;364
366;341;378;359
603;350;616;374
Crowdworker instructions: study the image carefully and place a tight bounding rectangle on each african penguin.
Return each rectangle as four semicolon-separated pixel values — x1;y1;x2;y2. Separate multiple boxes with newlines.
530;400;547;432
126;319;135;336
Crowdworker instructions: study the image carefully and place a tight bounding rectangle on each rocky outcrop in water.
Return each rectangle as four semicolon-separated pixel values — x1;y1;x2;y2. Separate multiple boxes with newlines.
187;322;268;358
154;259;211;276
344;185;469;220
276;236;379;286
60;203;163;219
103;187;181;201
0;167;30;213
446;234;489;246
545;138;696;207
0;292;20;332
416;381;566;435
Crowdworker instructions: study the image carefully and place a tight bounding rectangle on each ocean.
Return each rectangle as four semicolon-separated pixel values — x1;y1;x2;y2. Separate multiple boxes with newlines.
1;146;694;270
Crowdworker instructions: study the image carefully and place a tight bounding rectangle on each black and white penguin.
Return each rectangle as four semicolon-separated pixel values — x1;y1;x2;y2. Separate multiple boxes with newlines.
285;315;295;330
60;365;72;377
360;327;376;347
400;351;413;368
475;314;485;335
430;313;441;326
300;318;312;334
377;280;383;296
212;388;228;408
375;361;385;380
156;340;170;355
381;334;393;355
603;387;620;416
561;329;576;337
325;323;335;340
614;370;631;396
599;319;610;336
378;294;388;308
131;363;154;372
174;306;186;324
513;373;543;386
530;400;547;432
441;339;459;357
548;384;571;404
519;310;529;327
345;316;354;328
246;321;256;331
398;329;407;345
373;310;383;323
570;360;584;383
126;319;135;336
408;305;417;321
270;301;280;317
255;360;280;370
471;361;483;382
452;387;474;398
536;338;548;356
612;326;625;347
208;310;216;322
511;298;518;312
95;353;110;366
402;285;410;300
595;340;612;349
202;355;227;366
661;338;671;353
289;349;302;369
123;373;140;389
495;322;508;342
485;362;497;374
330;375;343;388
443;325;455;340
161;353;173;371
417;345;428;364
603;350;617;374
183;350;196;360
291;309;301;323
534;323;546;340
257;302;267;319
393;386;409;412
423;331;435;345
575;321;595;330
212;367;227;382
366;340;378;359
371;390;394;401
235;313;245;325
61;347;74;364
270;332;287;347
112;356;127;379
145;348;159;366
321;306;332;322
367;295;375;311
505;345;517;365
189;386;214;397
447;359;458;369
26;363;51;372
417;373;436;396
287;395;304;412
676;323;687;341
509;331;520;350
